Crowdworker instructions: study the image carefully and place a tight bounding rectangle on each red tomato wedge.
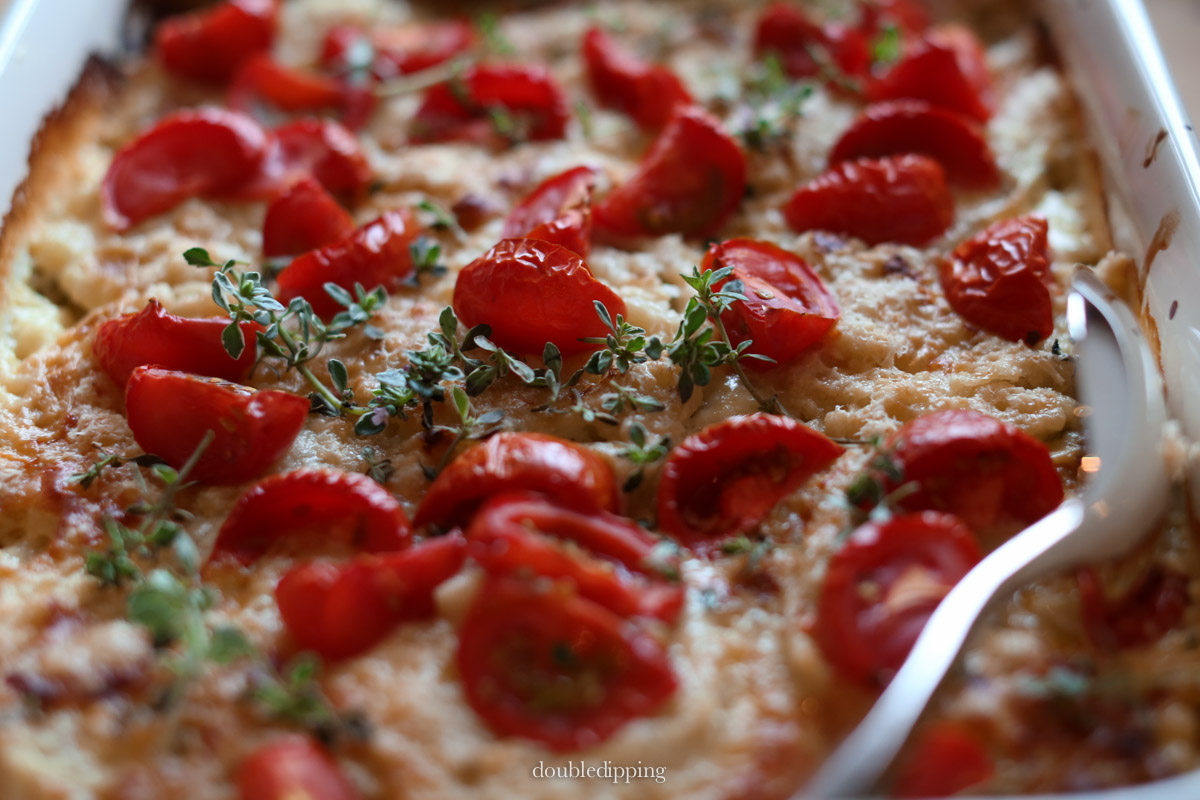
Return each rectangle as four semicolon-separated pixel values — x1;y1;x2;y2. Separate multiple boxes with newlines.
125;366;308;485
456;577;677;752
229;55;346;112
413;432;619;532
156;0;277;86
237;118;373;204
411;65;570;145
501;166;598;258
237;736;360;800
816;512;981;686
452;238;624;356
940;215;1054;345
830;100;1000;190
262;176;356;258
102;109;269;231
93;300;259;385
210;469;412;565
1076;566;1189;651
869;25;994;122
276;535;467;660
784;154;954;246
277;209;420;318
467;494;684;623
891;722;994;798
753;3;870;80
702;238;839;369
593;106;746;241
320;20;475;81
657;414;843;548
582;27;693;131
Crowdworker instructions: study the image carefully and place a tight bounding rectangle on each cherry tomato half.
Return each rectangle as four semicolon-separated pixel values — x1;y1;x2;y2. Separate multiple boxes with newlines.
816;512;981;686
593;105;746;241
102;109;269;231
753;3;870;81
452;238;625;356
657;414;843;548
501;166;598;258
229;55;346;113
582;27;693;131
868;25;994;122
702;238;839;369
262;176;356;258
277;209;421;318
467;494;684;623
156;0;277;86
940;215;1054;345
320;20;475;81
830;100;999;190
891;722;994;798
413;432;620;532
125;366;308;485
237;736;360;800
1076;566;1188;651
210;469;412;565
456;577;677;752
411;65;570;146
784;154;954;246
236;118;373;204
93;299;259;385
276;535;467;660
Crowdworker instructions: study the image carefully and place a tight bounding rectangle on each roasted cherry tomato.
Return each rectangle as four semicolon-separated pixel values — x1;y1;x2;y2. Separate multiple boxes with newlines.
229;55;346;112
861;408;1063;531
869;25;994;122
210;469;412;564
657;414;843;548
102;109;269;230
125;366;308;485
940;215;1054;345
452;238;625;355
701;238;839;368
891;722;994;798
830;100;999;190
93;300;259;385
456;577;677;752
593;106;746;241
237;736;360;800
1076;566;1188;651
784;154;954;246
816;512;980;686
238;118;373;204
156;0;277;86
262;176;356;258
501;166;597;257
277;209;421;318
582;27;693;131
320;20;475;81
467;494;684;623
413;432;619;532
411;65;570;145
753;4;870;80
276;535;467;660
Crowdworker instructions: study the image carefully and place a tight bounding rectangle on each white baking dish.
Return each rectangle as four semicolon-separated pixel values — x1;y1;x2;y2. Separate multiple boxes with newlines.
1;0;1198;798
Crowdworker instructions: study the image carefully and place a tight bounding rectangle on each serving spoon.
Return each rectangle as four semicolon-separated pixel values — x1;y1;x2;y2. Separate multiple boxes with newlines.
803;268;1170;798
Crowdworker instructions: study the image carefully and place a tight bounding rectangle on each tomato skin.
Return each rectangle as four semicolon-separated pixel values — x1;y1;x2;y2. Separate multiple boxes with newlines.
784;154;954;246
413;432;620;532
1076;566;1189;651
262;176;357;258
891;722;993;798
830;100;999;190
467;494;684;623
860;0;930;38
869;25;994;122
657;414;843;548
593;105;746;241
102;109;269;231
237;736;360;800
156;0;277;86
816;512;981;686
456;577;677;752
124;366;308;485
237;118;373;204
229;55;346;112
277;209;420;318
753;3;870;80
276;535;467;660
702;238;839;369
940;216;1054;345
501;166;598;258
452;238;624;356
93;300;259;385
320;20;475;81
210;469;412;565
582;27;693;131
411;65;570;145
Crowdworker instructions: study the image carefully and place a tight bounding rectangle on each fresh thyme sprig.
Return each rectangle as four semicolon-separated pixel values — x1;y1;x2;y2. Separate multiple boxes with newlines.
871;24;903;66
614;423;671;492
407;236;448;284
838;444;921;539
579;302;665;377
738;55;815;151
427;385;505;477
417;198;468;243
477;11;516;56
